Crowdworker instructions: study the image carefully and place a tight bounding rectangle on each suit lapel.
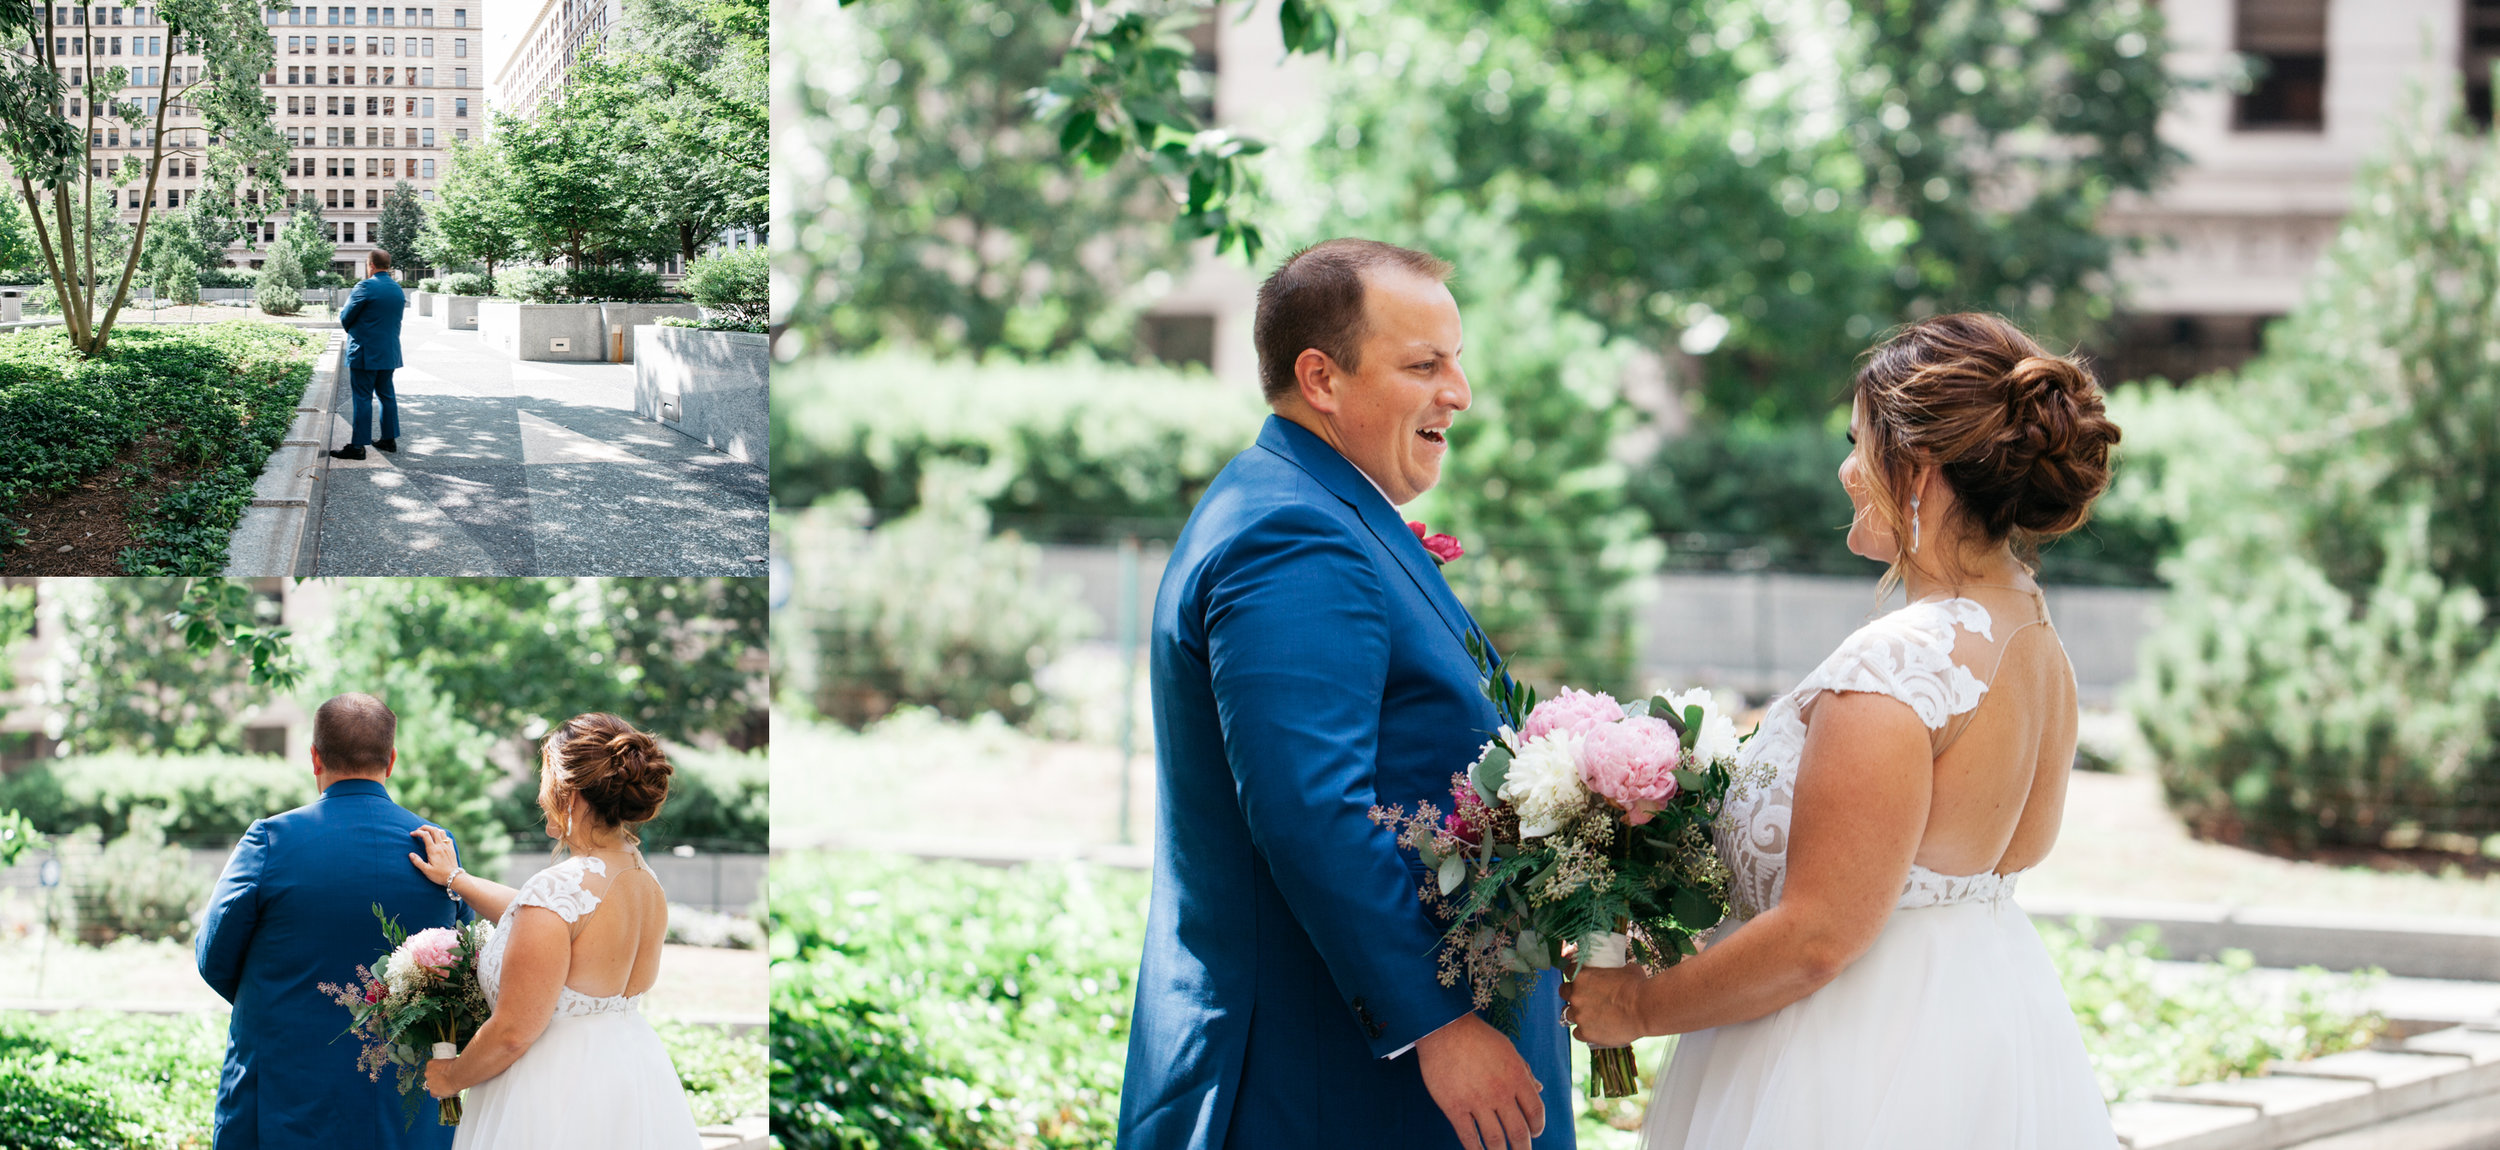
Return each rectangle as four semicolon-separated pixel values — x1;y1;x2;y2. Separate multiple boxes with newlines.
1255;416;1477;650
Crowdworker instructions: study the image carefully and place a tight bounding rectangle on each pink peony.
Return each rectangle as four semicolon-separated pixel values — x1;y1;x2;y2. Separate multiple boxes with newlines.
1445;779;1487;845
1578;716;1685;825
1521;687;1624;743
1408;521;1465;564
403;927;460;973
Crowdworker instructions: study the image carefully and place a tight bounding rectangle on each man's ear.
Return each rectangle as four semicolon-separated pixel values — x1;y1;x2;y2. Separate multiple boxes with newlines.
1294;348;1343;414
308;747;326;777
380;749;397;780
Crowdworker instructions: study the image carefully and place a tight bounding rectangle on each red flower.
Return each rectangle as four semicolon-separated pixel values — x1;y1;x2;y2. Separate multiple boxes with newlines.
1408;521;1465;565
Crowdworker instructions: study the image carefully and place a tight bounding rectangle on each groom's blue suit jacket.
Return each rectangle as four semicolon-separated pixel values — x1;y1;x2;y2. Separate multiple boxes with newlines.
1119;416;1572;1150
196;778;466;1150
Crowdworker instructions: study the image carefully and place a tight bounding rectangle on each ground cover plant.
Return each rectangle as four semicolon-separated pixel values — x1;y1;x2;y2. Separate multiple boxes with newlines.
0;321;320;574
0;1009;764;1145
773;852;2390;1150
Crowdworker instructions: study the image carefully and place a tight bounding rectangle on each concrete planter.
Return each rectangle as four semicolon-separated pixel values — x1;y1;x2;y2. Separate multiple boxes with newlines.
477;300;607;361
634;325;767;466
439;293;483;330
595;302;701;363
415;290;434;318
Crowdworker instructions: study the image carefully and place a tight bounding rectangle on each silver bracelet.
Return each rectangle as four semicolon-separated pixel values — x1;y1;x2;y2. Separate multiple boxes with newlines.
445;865;466;902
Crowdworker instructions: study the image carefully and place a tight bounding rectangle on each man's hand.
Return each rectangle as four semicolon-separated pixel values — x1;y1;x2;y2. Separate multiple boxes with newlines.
1414;1012;1544;1150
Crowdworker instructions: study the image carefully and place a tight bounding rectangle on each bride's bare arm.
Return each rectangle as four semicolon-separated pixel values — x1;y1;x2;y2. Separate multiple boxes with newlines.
409;826;519;921
1562;691;1931;1043
424;906;570;1097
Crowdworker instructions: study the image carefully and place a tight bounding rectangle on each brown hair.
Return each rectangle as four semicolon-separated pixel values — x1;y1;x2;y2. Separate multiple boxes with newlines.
1253;238;1454;404
540;713;672;834
1851;313;2120;582
312;693;396;775
368;249;391;272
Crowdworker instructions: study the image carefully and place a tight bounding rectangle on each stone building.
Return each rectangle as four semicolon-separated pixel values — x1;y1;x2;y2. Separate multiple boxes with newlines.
24;1;487;278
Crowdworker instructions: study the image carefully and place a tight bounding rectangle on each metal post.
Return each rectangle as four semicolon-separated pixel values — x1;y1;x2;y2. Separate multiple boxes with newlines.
1116;536;1141;846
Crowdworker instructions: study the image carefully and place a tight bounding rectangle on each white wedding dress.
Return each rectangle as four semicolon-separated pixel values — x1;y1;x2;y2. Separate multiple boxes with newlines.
451;856;705;1149
1642;597;2116;1149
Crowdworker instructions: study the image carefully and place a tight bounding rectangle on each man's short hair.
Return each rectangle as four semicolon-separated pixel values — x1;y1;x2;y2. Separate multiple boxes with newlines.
1252;238;1454;405
369;249;392;272
312;693;396;775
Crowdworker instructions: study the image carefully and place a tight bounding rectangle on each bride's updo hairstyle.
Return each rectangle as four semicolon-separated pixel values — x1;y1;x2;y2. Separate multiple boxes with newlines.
1852;313;2121;578
540;712;673;841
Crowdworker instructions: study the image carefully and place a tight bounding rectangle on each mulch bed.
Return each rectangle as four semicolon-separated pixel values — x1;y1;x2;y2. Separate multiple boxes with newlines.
0;434;193;575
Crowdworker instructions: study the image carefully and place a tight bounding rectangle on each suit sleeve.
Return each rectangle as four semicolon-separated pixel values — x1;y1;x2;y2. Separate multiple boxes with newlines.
1204;500;1476;1058
337;281;365;329
196;819;270;1003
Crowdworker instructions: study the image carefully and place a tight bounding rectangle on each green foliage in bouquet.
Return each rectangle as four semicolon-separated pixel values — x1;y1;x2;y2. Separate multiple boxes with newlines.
321;904;494;1129
2126;82;2500;850
769;852;1146;1150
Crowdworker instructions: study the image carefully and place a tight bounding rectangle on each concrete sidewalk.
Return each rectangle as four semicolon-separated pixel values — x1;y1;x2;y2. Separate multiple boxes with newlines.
316;321;767;575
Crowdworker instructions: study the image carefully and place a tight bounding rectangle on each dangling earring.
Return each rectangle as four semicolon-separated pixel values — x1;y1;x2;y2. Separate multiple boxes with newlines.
1909;497;1922;555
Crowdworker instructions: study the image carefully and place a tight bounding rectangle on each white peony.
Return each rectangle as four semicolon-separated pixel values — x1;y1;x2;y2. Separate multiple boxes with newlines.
1499;731;1589;838
382;948;420;996
1662;688;1741;765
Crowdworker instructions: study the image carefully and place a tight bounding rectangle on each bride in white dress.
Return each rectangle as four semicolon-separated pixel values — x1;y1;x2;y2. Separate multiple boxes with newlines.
1562;312;2124;1148
405;712;704;1149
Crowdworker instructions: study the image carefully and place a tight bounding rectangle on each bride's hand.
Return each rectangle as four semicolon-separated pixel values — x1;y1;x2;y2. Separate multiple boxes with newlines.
424;1057;459;1098
408;826;459;887
1560;964;1652;1049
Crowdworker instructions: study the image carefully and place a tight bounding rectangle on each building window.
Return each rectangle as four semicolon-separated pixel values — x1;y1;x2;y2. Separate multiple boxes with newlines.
452;8;464;27
420;36;431;56
2467;0;2500;127
325;188;339;208
421;126;433;145
421;158;433;178
1141;314;1218;370
454;97;465;116
383;157;395;176
420;7;431;26
2235;0;2327;130
452;37;463;57
420;97;432;116
452;67;463;87
365;189;378;208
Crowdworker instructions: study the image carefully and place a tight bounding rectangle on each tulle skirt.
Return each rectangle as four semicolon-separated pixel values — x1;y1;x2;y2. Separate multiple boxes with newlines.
1642;897;2116;1149
449;1009;704;1149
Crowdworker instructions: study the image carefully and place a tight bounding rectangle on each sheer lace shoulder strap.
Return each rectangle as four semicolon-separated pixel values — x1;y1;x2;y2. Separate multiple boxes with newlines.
1796;598;1994;731
513;856;608;924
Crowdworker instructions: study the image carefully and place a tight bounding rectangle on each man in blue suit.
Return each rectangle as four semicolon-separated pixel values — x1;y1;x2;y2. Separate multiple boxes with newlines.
1119;239;1571;1150
198;692;467;1149
330;250;406;461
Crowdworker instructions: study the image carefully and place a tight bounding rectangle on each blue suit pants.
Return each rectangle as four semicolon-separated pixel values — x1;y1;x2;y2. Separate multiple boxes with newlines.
348;368;399;446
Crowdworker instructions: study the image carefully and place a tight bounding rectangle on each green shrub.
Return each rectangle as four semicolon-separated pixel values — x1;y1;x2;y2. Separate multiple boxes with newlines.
0;1053;130;1150
776;483;1092;727
441;270;494;297
565;265;665;302
196;267;255;289
165;261;201;306
770;853;1146;1150
683;248;768;328
251;279;302;316
2128;87;2500;850
0;322;320;573
770;353;1262;540
2040;918;2383;1101
415;277;444;292
489;741;766;852
659;315;766;334
502;267;566;302
0;751;305;842
68;809;210;944
655;1021;771;1126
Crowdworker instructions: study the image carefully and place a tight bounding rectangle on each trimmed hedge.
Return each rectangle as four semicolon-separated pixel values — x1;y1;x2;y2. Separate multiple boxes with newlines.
0;752;307;845
0;322;321;572
771;354;1262;541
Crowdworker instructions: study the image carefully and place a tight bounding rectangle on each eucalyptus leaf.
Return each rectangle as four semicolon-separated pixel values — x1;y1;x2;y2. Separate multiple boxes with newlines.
1437;854;1467;898
1471;746;1513;805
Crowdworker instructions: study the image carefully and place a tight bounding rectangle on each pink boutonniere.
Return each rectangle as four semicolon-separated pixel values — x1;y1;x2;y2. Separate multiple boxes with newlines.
1408;521;1464;565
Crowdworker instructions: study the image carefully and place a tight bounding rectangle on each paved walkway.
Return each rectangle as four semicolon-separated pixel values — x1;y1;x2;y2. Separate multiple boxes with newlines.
316;317;767;576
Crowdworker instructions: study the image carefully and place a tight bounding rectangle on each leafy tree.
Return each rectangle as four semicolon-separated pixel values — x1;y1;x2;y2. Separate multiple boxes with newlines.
2128;85;2500;851
279;201;335;283
0;0;287;357
575;0;768;267
778;0;1191;360
138;208;218;296
53;579;276;755
495;103;671;271
0;191;35;273
420;138;525;280
1297;0;2178;423
376;181;427;276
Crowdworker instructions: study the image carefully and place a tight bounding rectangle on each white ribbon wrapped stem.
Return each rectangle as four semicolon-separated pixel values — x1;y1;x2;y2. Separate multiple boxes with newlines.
1576;930;1630;972
432;1041;459;1060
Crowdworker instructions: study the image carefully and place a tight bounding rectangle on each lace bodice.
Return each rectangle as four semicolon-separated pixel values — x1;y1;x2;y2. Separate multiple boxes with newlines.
1716;598;2028;922
477;856;646;1019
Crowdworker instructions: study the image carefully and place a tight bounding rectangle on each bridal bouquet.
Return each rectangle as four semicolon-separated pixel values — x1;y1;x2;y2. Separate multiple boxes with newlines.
319;905;493;1126
1372;634;1741;1098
